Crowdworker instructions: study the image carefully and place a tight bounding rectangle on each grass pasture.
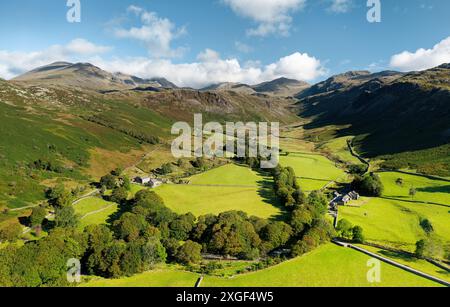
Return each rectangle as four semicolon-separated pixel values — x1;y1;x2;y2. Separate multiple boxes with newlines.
359;245;450;283
340;171;450;251
378;171;450;207
280;152;347;191
339;197;450;252
201;244;441;287
83;267;199;287
74;197;118;229
154;164;283;219
318;136;361;164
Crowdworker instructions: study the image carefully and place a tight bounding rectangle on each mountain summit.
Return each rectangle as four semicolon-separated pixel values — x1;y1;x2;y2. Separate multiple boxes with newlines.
13;62;177;91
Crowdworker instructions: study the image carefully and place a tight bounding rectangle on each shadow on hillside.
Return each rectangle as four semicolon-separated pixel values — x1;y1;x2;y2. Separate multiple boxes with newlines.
254;169;289;222
417;185;450;194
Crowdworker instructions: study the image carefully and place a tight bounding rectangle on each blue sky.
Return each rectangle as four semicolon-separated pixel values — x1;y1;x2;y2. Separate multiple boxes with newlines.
0;0;449;87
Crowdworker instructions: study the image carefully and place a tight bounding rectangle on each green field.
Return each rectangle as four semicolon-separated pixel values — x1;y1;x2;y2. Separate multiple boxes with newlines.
189;164;264;186
154;164;283;219
201;244;441;287
339;172;450;251
378;171;450;206
280;152;347;191
83;267;199;287
359;245;450;283
74;197;118;229
319;136;361;164
340;197;450;251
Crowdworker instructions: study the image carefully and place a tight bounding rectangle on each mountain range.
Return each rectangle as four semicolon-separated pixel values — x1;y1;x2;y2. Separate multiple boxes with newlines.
13;62;178;91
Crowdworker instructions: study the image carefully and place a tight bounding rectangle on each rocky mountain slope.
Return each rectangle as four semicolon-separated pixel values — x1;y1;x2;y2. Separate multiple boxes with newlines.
201;78;310;98
298;64;450;175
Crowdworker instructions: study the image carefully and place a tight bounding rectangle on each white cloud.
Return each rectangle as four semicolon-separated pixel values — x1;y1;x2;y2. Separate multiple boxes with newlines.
92;50;325;88
390;37;450;71
114;6;187;58
0;39;325;88
0;39;111;79
235;41;253;53
223;0;306;37
65;38;112;55
329;0;352;13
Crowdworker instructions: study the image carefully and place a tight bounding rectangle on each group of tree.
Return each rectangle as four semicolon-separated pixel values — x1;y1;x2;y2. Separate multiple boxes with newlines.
272;166;305;209
100;168;131;203
29;158;66;174
46;184;79;229
351;173;384;197
348;164;368;175
336;219;365;244
415;236;447;260
0;162;338;286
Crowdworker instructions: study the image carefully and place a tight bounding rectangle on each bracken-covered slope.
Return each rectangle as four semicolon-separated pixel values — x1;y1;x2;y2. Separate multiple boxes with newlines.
0;63;298;209
298;64;450;176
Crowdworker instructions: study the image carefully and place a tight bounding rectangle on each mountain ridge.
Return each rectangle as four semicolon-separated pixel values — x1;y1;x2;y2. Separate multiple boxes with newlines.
13;62;178;91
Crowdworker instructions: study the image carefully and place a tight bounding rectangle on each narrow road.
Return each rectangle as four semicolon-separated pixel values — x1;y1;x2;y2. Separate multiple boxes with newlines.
11;188;100;213
80;204;115;220
333;240;450;287
72;189;100;205
181;184;259;189
347;140;370;174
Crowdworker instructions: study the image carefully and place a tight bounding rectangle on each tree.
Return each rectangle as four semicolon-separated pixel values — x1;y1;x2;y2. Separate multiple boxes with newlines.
113;213;148;242
169;213;196;241
306;191;328;216
122;176;131;191
111;167;123;177
420;218;433;234
162;238;181;261
111;187;128;204
415;237;444;259
409;187;417;200
47;184;73;208
352;226;365;243
175;241;202;265
395;178;404;186
134;190;165;208
0;221;23;242
141;239;167;270
349;164;367;175
290;206;313;236
120;242;143;276
208;211;261;259
352;173;384;197
160;163;173;175
100;174;116;190
30;207;47;227
192;157;206;170
415;239;426;259
260;222;293;252
336;219;353;240
55;206;79;228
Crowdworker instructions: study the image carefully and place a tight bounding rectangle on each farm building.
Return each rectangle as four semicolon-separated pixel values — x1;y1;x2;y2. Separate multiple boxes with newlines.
149;179;163;188
135;177;151;185
135;177;163;188
339;191;360;206
330;191;360;207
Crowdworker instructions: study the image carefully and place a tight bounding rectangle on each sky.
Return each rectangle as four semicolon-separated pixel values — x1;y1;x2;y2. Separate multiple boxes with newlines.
0;0;449;88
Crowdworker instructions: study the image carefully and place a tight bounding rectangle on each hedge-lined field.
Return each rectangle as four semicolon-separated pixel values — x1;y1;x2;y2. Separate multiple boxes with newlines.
201;244;441;287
